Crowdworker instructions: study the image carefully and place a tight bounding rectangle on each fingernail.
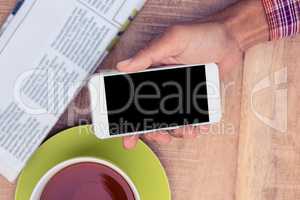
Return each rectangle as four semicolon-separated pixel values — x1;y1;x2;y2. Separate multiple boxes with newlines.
117;58;133;71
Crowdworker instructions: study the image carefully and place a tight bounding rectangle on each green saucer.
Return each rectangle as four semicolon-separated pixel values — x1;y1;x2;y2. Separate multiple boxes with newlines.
15;125;171;200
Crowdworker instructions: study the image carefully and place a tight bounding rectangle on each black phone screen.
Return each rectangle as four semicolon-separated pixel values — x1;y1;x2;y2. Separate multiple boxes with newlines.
104;65;209;135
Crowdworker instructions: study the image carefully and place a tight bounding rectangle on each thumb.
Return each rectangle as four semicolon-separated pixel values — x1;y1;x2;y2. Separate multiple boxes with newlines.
117;34;179;72
219;49;243;80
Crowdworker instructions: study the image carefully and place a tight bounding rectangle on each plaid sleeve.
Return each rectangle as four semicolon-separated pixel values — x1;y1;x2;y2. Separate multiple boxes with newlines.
262;0;300;40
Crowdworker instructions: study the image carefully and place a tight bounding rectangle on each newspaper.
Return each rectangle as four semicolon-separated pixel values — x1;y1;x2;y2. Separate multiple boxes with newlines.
0;0;145;182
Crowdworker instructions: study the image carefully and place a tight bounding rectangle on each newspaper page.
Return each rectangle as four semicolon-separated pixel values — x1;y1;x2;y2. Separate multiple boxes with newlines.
0;0;145;182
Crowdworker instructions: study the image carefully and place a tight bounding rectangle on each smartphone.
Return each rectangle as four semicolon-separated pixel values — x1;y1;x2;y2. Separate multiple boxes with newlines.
88;63;221;139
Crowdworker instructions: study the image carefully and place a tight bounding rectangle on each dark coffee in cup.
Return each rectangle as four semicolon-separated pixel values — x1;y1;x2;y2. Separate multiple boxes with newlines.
40;162;136;200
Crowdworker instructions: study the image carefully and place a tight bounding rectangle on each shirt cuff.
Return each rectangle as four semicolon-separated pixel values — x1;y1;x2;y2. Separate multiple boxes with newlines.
262;0;300;40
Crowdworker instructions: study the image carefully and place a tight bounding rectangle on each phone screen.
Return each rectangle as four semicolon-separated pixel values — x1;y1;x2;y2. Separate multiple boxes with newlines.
104;65;209;135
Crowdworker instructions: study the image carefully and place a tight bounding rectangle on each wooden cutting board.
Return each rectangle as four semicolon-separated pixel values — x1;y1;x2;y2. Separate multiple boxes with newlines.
236;37;300;200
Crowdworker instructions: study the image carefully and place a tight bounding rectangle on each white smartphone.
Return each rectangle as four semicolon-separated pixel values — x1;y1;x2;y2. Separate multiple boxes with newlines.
88;63;221;139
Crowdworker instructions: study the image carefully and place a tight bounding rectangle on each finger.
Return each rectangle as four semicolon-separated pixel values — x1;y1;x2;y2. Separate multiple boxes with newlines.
172;126;197;139
123;135;139;149
116;58;133;71
184;126;198;138
199;125;210;133
169;130;184;138
117;34;179;72
144;131;172;145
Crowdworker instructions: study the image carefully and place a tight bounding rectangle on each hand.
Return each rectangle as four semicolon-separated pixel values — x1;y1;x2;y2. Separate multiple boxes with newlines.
117;22;243;149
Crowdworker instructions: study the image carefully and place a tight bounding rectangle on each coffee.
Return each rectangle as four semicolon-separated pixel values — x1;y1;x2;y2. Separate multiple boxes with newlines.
40;162;135;200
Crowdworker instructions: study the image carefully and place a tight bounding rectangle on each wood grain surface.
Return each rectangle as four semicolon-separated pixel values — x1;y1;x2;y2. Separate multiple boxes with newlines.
236;37;300;200
0;0;299;200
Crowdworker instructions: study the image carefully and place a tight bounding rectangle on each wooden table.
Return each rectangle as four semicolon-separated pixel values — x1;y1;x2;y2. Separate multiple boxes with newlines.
1;0;300;200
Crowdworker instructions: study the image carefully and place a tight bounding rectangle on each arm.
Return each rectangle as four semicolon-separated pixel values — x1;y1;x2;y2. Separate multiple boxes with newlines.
220;0;270;51
216;0;300;51
117;0;297;149
118;0;269;74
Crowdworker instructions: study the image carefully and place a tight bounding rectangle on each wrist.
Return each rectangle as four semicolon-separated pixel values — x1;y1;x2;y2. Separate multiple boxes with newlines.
220;0;270;51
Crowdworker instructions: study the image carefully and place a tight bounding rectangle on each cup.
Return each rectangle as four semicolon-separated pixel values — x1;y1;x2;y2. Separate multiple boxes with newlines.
30;157;140;200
